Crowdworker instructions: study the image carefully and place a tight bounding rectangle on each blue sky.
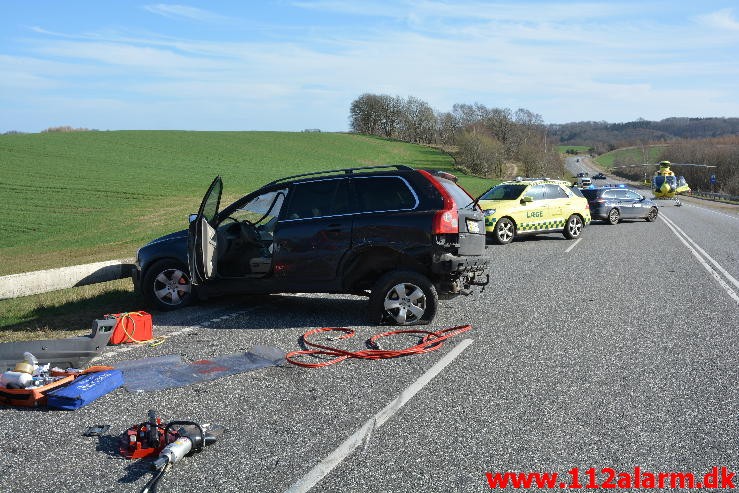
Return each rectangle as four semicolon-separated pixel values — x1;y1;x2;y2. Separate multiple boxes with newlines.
2;1;738;132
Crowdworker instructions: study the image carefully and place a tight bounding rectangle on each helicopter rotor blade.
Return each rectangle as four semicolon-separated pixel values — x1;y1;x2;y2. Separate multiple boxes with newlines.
611;163;656;169
663;163;718;168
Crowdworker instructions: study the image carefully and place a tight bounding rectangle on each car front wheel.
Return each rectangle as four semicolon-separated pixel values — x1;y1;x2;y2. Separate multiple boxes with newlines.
369;270;438;326
563;215;584;239
491;217;515;245
142;259;195;311
608;208;621;225
645;207;658;222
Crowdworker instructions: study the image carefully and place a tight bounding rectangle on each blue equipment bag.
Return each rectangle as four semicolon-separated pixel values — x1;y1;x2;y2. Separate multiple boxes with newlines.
47;369;123;410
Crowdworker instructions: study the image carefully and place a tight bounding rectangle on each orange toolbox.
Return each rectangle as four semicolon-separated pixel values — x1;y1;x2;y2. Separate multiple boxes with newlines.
106;311;153;345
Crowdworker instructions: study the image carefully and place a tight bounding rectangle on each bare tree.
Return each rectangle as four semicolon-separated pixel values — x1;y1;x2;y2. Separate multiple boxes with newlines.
349;94;383;135
398;96;437;144
456;130;505;176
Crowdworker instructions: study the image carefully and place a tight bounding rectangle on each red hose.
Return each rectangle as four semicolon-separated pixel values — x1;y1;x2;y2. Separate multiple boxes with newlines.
285;325;472;368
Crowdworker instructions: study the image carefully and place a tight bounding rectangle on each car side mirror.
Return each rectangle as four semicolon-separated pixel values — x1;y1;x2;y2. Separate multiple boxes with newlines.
520;196;533;204
189;213;198;223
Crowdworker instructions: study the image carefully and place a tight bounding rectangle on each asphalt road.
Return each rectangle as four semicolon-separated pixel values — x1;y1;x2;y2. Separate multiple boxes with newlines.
1;196;737;492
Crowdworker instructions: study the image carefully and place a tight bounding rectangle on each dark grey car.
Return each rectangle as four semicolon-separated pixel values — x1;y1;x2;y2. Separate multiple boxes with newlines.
581;186;658;224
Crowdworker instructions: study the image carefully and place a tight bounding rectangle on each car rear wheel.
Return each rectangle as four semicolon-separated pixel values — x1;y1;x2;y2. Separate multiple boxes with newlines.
142;259;195;311
563;215;584;239
491;217;515;245
607;208;620;225
645;207;658;222
369;270;437;326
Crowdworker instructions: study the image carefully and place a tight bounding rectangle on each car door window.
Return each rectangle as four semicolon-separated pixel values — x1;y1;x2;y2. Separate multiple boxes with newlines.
354;176;417;212
602;190;617;199
544;184;569;199
284;178;354;220
526;185;546;201
623;191;641;201
230;189;287;226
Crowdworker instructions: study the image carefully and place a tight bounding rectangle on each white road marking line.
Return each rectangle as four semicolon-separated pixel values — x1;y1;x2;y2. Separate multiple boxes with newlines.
284;338;475;493
684;204;739;221
660;213;739;304
565;238;582;253
660;212;739;290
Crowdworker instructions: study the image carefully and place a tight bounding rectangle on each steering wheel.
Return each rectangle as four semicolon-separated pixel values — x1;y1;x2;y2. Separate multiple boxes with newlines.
238;219;261;245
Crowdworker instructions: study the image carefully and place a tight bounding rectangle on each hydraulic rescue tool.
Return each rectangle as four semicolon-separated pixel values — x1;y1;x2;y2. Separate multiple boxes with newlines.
120;410;224;493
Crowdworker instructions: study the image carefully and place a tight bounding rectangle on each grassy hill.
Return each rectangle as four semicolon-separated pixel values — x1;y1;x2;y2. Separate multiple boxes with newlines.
594;145;667;169
0;131;494;276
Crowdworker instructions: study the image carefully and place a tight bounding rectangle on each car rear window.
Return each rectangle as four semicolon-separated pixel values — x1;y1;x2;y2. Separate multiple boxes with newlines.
544;184;569;199
439;179;474;209
354;176;417;212
580;189;598;200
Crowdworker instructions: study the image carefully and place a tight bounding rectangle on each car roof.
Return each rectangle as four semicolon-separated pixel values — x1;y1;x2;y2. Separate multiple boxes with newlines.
263;164;414;187
500;178;572;186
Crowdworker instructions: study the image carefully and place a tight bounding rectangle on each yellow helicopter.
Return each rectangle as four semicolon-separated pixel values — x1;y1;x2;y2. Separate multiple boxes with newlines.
612;160;717;206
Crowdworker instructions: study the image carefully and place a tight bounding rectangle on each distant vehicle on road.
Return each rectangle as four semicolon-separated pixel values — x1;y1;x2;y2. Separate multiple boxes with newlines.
593;172;607;180
575;172;591;187
581;186;658;224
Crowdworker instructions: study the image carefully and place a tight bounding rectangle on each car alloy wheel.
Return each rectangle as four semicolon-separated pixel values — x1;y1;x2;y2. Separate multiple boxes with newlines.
563;215;583;239
493;218;515;245
369;270;438;325
143;259;195;311
646;207;658;222
608;208;621;225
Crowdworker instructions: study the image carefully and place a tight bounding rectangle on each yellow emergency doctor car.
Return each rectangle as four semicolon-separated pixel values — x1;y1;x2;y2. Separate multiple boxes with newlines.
478;177;591;245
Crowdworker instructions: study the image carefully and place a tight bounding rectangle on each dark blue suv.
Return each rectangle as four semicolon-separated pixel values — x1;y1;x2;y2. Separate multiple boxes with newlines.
581;186;658;225
132;165;489;325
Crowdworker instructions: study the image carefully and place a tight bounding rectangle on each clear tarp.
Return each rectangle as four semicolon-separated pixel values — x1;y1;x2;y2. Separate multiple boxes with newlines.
115;346;286;392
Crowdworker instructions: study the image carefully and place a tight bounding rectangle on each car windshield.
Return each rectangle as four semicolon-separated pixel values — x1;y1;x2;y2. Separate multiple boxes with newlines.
479;184;527;201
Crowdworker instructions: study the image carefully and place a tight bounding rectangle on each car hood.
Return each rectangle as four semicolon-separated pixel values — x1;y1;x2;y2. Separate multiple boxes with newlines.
477;199;518;211
143;229;188;247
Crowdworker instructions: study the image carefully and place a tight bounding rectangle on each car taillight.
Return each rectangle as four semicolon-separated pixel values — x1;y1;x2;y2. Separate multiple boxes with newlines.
418;169;459;234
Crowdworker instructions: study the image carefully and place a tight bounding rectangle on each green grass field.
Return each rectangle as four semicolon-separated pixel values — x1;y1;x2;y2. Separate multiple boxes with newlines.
0;131;494;276
0;131;496;341
595;145;667;168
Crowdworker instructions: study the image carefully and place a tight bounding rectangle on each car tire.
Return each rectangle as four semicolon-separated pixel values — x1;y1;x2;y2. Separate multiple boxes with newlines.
607;208;620;225
645;207;658;222
563;214;584;239
491;217;515;245
141;259;196;311
369;270;438;326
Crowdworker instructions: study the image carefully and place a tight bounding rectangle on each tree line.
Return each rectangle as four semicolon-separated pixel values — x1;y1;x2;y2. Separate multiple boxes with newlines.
548;117;739;153
349;94;563;179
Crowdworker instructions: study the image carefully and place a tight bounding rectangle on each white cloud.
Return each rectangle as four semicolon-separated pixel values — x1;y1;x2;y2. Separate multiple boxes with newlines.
3;1;739;132
143;4;230;23
696;8;739;31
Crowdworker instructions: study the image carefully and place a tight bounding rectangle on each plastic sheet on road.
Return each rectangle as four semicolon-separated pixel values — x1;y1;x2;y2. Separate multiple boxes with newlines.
114;345;286;391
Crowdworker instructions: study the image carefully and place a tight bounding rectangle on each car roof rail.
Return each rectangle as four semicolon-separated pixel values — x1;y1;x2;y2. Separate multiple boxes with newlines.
264;164;414;186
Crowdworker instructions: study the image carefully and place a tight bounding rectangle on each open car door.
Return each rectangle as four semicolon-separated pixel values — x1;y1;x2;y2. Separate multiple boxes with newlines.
188;176;223;285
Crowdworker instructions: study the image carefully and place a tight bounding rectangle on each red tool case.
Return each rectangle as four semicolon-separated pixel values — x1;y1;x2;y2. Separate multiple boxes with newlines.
106;311;153;345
